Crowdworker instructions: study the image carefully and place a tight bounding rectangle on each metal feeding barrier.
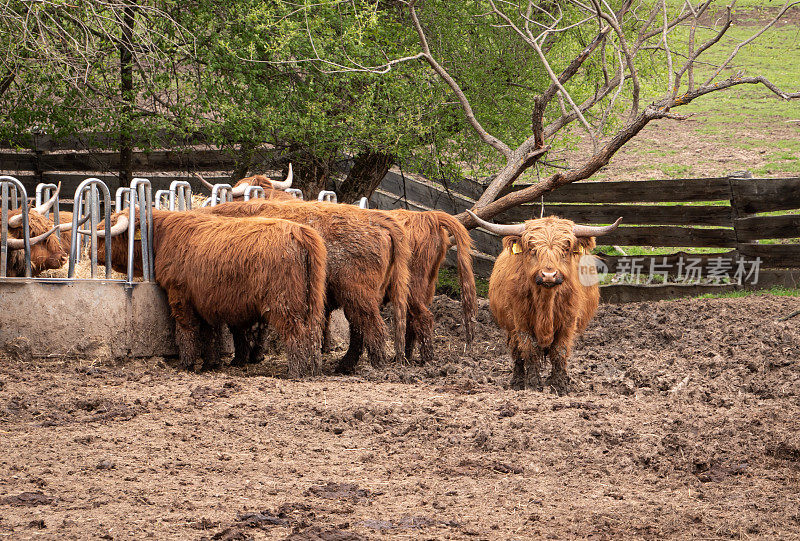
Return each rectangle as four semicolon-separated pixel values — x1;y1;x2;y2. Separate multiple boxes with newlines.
169;181;192;210
156;181;192;210
36;183;60;224
65;178;155;282
128;178;155;282
243;185;265;201
317;190;337;203
154;189;170;209
285;188;304;200
68;178;112;279
209;184;233;207
0;176;32;277
115;187;131;211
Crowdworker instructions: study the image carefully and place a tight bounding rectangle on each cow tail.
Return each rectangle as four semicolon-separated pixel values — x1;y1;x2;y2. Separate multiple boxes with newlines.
292;224;328;334
382;214;411;363
436;212;477;344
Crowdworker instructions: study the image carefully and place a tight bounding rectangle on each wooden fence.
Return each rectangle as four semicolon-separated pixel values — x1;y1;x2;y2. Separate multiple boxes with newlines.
2;135;799;300
371;169;800;300
0;132;273;197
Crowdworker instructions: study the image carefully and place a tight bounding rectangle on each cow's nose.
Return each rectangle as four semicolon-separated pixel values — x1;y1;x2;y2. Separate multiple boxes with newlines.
538;270;562;287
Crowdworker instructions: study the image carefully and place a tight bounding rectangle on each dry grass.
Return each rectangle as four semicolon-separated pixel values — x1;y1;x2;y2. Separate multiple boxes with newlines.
38;248;134;280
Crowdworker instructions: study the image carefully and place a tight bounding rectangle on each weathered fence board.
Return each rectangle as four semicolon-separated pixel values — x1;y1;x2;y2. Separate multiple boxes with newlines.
434;174;733;204
380;171;735;226
377;171;800;285
737;243;800;267
735;214;800;241
596;250;742;275
586;225;737;248
730;177;800;214
0;149;249;173
539;203;733;226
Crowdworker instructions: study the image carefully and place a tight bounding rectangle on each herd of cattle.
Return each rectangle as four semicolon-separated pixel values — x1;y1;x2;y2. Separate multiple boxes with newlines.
0;170;621;394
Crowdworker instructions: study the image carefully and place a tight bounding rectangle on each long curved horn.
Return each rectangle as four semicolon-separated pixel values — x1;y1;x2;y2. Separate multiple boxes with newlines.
573;217;623;237
193;172;215;191
466;210;525;236
269;163;293;190
7;182;61;227
6;211;23;227
79;213;130;237
5;225;61;249
230;182;249;197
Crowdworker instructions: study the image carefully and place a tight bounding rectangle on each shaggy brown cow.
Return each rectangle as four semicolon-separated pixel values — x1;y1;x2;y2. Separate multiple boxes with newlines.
3;189;67;276
91;209;327;377
196;165;294;201
468;211;621;395
202;199;411;372
387;209;477;363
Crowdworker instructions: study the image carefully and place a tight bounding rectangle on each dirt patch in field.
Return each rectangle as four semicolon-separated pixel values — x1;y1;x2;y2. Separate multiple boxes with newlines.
557;115;800;183
1;294;799;539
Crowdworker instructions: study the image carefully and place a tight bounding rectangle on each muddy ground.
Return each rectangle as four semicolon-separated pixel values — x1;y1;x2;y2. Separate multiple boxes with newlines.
1;294;799;540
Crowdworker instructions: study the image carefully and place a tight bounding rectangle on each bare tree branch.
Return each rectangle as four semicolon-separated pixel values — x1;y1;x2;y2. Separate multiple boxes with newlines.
704;0;800;85
408;6;512;158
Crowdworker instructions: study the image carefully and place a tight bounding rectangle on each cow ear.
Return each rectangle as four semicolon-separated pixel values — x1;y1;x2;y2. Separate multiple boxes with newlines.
576;236;595;253
502;235;522;253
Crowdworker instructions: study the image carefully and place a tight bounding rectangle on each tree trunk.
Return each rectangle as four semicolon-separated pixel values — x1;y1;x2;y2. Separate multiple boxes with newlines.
229;142;255;183
291;153;331;201
336;150;394;204
118;4;135;186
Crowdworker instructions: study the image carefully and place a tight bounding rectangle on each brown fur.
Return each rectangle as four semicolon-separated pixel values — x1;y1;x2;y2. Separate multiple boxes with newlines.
488;216;599;395
97;209;327;377
200;199;411;371
3;208;66;277
387;209;477;363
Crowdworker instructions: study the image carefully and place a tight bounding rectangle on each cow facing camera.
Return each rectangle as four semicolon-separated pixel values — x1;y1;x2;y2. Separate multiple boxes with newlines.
578;255;605;287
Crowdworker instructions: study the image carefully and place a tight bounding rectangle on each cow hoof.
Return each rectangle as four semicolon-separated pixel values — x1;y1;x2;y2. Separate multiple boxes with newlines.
510;378;524;391
334;360;358;375
546;374;569;396
524;380;544;392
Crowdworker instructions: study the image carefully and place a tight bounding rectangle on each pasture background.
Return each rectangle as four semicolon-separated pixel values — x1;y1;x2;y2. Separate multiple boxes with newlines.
0;4;799;540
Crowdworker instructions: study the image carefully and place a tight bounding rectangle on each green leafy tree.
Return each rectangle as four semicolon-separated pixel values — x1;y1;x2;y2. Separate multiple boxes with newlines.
285;0;800;222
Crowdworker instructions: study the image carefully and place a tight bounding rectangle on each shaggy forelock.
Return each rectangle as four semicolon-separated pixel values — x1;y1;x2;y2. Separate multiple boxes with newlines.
521;217;576;255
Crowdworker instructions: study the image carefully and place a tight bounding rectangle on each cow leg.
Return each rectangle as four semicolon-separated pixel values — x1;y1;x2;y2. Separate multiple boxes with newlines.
230;325;253;367
508;337;525;390
278;319;320;379
523;346;544;391
248;323;267;364
167;289;201;372
546;344;571;396
407;301;435;365
336;327;363;375
339;294;387;370
200;322;223;371
321;309;333;354
265;299;321;379
404;322;417;363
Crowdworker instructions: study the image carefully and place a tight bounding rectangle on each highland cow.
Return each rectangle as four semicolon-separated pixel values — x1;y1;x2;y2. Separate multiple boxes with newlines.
196;165;295;201
468;210;621;395
2;188;67;276
203;199;411;373
91;209;327;377
387;209;477;363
